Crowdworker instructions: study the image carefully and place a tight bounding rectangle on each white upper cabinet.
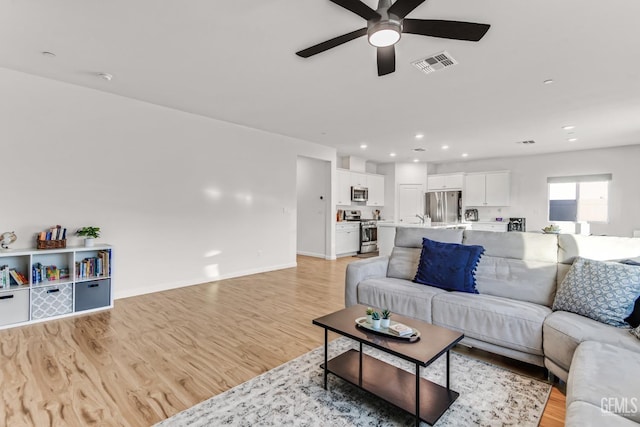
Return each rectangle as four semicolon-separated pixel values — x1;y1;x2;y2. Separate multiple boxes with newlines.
427;173;464;191
336;169;385;207
366;174;385;206
336;169;352;205
350;172;368;188
464;171;511;206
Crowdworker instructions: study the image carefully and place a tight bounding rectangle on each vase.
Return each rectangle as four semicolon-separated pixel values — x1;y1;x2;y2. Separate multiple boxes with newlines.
372;319;381;329
84;238;95;248
366;314;373;324
381;318;391;328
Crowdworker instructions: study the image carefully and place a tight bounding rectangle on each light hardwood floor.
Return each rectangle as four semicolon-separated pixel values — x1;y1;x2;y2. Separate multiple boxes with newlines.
0;255;565;426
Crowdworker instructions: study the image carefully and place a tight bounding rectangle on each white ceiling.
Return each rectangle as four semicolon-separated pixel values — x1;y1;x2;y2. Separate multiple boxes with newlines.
2;0;640;164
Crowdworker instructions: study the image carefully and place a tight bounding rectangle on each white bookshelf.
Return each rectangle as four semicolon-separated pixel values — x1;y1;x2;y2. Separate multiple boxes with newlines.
0;244;113;330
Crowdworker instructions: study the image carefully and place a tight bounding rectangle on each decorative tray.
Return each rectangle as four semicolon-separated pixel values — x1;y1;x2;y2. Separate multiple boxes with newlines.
355;317;421;342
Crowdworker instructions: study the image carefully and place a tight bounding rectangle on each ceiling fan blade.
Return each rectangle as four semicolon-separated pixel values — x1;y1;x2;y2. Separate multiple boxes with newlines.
403;19;490;41
377;45;395;76
329;0;381;20
296;28;368;58
387;0;426;19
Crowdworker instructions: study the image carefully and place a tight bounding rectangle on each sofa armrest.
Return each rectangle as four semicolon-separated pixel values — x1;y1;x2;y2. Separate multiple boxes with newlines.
345;256;390;307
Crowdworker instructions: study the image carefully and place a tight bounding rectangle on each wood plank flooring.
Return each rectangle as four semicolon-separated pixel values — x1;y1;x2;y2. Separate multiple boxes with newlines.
0;255;565;426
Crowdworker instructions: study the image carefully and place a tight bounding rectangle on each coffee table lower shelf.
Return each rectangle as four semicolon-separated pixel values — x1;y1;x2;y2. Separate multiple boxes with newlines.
324;349;459;425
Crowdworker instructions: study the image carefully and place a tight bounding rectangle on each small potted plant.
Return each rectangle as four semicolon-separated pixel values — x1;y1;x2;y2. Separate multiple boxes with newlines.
381;309;392;328
76;226;101;247
366;307;374;323
371;311;381;329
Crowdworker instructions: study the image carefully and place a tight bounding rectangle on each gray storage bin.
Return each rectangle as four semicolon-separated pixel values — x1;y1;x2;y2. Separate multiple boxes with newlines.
75;279;110;312
0;289;30;326
31;283;73;320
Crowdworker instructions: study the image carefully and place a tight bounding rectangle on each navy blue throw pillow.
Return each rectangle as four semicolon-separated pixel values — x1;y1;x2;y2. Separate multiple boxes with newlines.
621;259;640;327
413;238;485;293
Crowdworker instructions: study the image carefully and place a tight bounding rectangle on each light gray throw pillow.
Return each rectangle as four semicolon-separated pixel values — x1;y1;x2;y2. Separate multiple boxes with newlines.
552;257;640;327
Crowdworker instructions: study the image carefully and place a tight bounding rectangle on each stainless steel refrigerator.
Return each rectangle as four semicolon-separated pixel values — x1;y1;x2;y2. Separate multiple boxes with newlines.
426;191;462;223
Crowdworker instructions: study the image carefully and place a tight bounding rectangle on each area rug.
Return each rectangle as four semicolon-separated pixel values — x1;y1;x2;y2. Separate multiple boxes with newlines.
156;338;551;426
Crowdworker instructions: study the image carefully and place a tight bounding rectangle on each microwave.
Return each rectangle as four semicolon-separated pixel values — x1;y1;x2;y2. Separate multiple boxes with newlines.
351;186;368;202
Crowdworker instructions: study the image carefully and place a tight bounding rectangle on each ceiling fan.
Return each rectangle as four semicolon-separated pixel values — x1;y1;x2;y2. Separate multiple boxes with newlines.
296;0;490;76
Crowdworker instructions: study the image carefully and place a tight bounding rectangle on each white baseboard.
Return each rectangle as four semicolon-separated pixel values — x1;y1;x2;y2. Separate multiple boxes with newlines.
297;250;328;259
113;262;298;300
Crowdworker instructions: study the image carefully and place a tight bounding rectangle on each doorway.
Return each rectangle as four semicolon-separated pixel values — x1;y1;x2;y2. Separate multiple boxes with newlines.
398;184;424;223
296;156;331;258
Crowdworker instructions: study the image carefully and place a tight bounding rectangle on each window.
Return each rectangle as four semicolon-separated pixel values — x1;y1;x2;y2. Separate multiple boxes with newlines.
547;174;611;223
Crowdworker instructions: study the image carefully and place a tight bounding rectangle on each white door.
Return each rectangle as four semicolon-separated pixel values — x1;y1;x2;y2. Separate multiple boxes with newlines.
398;184;424;223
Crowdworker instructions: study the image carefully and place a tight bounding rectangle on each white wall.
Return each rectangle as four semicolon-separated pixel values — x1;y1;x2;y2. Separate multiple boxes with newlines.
296;156;330;258
0;68;336;298
431;145;640;237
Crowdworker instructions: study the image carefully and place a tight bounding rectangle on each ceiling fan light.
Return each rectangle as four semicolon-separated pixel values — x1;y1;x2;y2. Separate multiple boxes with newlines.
368;21;401;47
369;29;400;47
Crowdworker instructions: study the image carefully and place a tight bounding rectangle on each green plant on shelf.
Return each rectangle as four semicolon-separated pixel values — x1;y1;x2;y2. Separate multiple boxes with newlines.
366;307;374;316
371;311;381;321
76;227;101;239
382;309;391;319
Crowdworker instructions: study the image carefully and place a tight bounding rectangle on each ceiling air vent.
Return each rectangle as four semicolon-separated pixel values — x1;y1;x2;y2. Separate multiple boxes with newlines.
517;140;536;144
411;51;458;75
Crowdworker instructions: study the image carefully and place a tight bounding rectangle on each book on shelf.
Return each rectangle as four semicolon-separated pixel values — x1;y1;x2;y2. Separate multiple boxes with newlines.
37;226;67;241
387;322;414;337
1;265;10;289
9;269;26;286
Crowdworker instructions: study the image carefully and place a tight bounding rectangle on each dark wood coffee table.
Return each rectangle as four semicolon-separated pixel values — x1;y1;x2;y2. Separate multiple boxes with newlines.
313;304;464;426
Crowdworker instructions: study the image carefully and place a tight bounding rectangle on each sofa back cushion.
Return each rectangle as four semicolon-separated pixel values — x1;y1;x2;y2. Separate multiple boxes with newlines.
394;227;464;248
557;234;640;285
387;247;421;280
463;231;559;306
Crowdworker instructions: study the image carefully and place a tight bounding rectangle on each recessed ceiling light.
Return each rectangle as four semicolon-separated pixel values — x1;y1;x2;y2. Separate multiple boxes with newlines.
543;79;554;85
568;138;578;142
98;72;113;81
389;152;396;157
441;145;449;150
360;144;367;149
462;153;469;157
41;51;56;57
415;133;424;139
413;159;419;163
562;125;575;131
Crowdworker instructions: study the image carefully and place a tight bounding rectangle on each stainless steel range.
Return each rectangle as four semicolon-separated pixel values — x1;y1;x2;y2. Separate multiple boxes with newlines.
359;219;378;254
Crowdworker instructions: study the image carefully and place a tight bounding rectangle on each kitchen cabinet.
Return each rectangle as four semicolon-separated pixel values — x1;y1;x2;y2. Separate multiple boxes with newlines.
366;174;385;207
470;222;508;232
427;173;464;191
336;169;385;207
350;172;367;188
336;222;360;256
336;169;352;205
464;171;510;206
377;224;396;257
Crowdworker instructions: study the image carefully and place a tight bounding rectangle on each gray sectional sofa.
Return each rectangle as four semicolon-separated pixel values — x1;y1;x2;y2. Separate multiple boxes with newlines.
345;227;640;425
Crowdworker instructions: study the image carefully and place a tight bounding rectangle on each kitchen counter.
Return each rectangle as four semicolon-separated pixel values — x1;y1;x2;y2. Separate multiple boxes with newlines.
377;221;470;229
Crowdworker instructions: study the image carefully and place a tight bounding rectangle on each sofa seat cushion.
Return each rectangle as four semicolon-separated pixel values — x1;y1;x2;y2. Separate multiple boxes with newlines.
357;277;446;323
543;311;640;372
431;292;550;355
568;341;640;424
566;401;638;427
